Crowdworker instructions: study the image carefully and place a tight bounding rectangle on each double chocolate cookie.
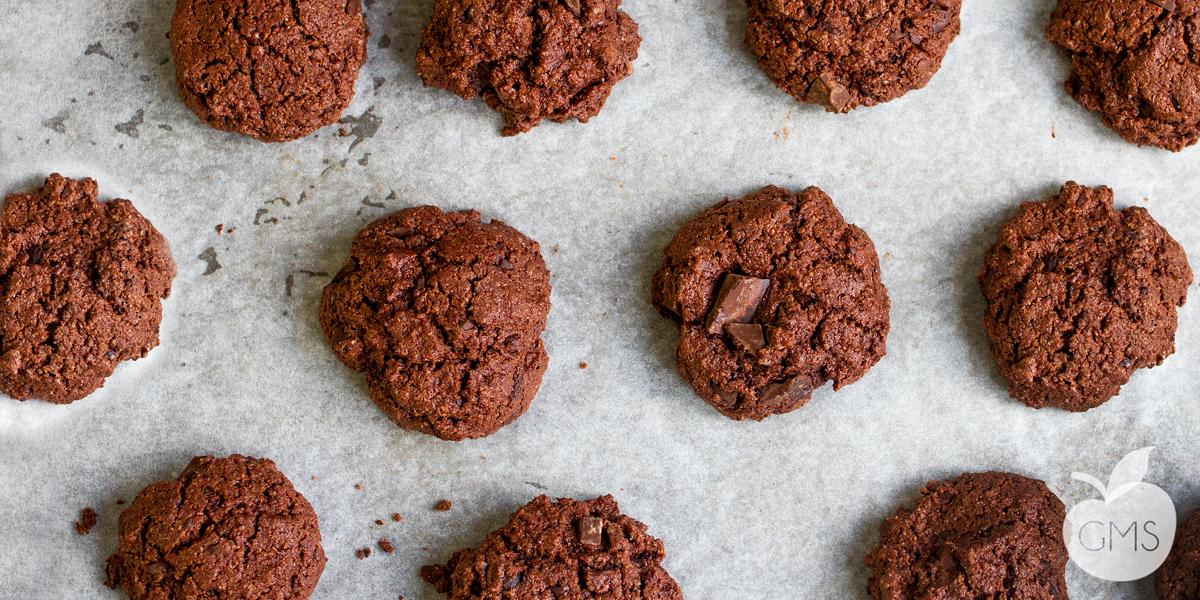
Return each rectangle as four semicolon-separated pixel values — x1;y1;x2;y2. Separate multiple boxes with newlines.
416;0;641;135
865;471;1069;600
0;175;175;404
320;206;552;441
105;455;326;600
169;0;369;142
421;495;683;600
979;182;1191;411
1048;0;1200;151
652;185;890;421
745;0;961;112
1158;509;1200;600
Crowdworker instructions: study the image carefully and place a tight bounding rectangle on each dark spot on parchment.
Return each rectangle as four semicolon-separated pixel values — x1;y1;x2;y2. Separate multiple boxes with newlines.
364;0;376;6
140;75;150;82
285;270;330;297
358;153;371;166
85;42;113;60
362;196;385;208
373;77;385;91
386;190;397;202
159;124;173;131
525;481;547;490
378;34;391;49
298;191;307;204
254;208;278;225
115;109;144;138
337;106;381;152
123;21;140;32
198;247;221;275
43;111;69;134
158;58;169;65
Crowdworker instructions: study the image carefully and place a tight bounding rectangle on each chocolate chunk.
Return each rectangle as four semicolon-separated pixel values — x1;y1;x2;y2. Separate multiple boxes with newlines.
806;73;852;113
550;586;566;598
705;274;771;334
725;323;765;354
500;259;515;270
390;227;415;238
178;456;205;479
332;258;358;283
579;516;603;547
1146;0;1176;10
759;376;812;408
103;351;117;360
562;0;581;16
503;574;522;590
27;245;42;265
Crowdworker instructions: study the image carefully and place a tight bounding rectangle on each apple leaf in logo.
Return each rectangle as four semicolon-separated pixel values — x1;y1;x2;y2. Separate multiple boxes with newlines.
1107;447;1154;501
1071;447;1154;504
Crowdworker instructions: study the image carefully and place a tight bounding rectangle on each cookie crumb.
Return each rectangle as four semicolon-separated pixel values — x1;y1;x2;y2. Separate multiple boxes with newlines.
379;540;394;553
580;362;587;369
75;507;97;535
392;513;402;522
375;519;384;525
215;224;223;235
355;484;361;490
115;499;125;505
435;500;452;511
357;548;372;559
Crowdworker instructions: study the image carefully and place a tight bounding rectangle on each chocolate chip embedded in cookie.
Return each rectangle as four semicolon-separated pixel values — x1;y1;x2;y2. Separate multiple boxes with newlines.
104;455;326;600
168;0;368;142
416;0;641;135
1157;509;1200;600
319;206;552;441
865;471;1069;600
978;182;1191;411
1047;0;1200;151
0;174;175;404
420;495;682;600
745;0;961;112
651;185;890;421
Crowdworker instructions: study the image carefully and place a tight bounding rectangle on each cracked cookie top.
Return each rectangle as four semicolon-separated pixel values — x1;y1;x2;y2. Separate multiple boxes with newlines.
745;0;961;113
0;174;175;404
104;455;326;600
1048;0;1200;151
319;205;552;441
865;472;1069;600
415;0;641;135
651;185;890;421
978;182;1191;411
169;0;369;142
1157;509;1200;600
420;495;683;600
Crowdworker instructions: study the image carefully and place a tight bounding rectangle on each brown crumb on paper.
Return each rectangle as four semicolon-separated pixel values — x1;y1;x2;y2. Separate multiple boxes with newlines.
392;513;401;522
75;507;97;535
435;500;451;511
379;540;394;553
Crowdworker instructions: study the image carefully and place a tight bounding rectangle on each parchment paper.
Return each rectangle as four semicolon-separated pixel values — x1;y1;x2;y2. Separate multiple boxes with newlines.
2;0;1199;598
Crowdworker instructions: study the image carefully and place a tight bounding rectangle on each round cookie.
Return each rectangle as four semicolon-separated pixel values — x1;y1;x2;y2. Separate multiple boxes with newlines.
0;174;175;404
865;471;1069;600
1047;0;1200;151
420;495;683;600
416;0;641;136
651;185;890;421
319;206;552;441
1157;509;1200;600
978;182;1191;411
745;0;961;113
169;0;369;142
104;455;326;600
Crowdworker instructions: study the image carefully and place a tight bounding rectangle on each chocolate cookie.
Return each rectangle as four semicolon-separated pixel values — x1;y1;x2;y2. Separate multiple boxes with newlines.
651;185;890;421
104;455;326;600
978;182;1191;411
169;0;369;142
1157;509;1200;600
319;206;552;441
420;495;682;600
416;0;641;135
745;0;961;113
865;471;1069;600
0;175;175;404
1047;0;1200;151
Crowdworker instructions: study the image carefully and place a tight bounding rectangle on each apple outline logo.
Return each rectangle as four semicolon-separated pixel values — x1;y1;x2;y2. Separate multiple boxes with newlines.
1063;447;1177;582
